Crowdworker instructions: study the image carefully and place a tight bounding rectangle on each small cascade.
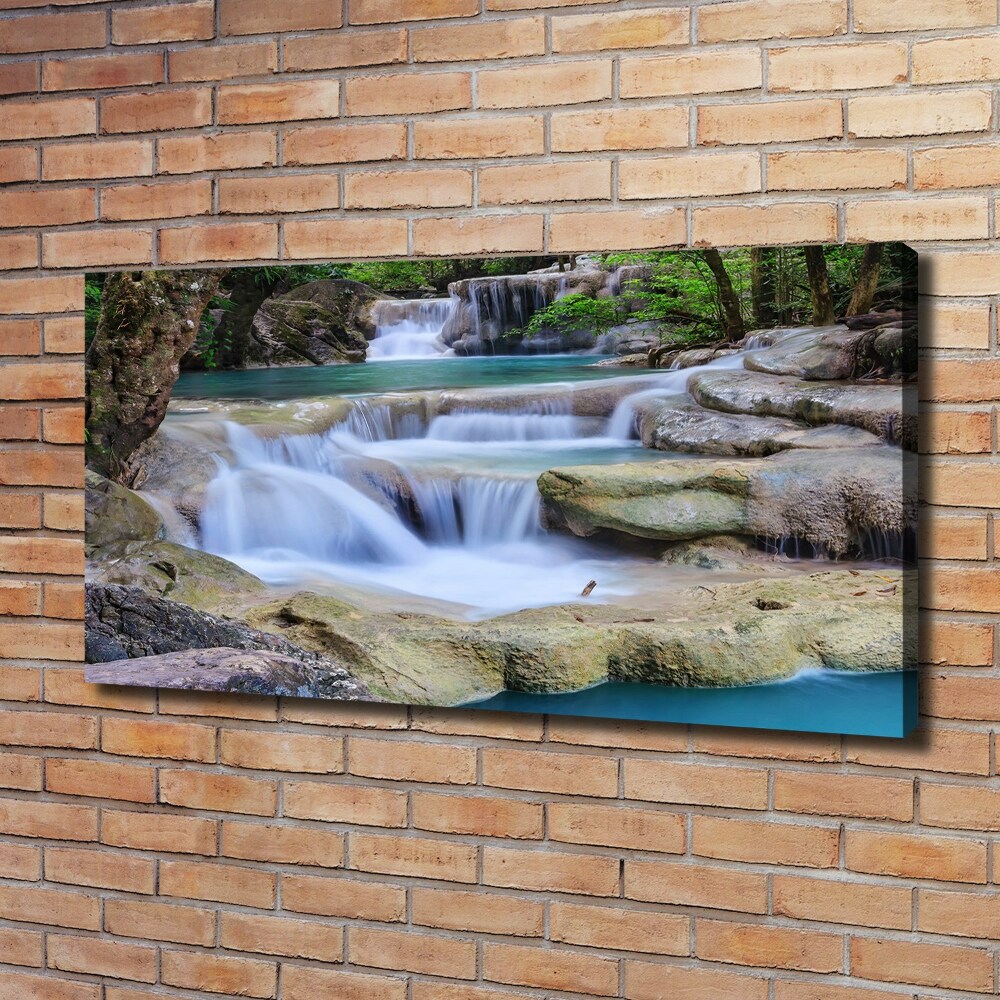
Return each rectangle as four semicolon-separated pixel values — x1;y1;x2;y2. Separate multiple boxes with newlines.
367;299;453;360
755;528;913;563
427;396;582;443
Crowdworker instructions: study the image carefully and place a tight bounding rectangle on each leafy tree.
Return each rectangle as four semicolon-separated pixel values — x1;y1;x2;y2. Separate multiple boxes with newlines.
803;246;836;325
521;293;626;340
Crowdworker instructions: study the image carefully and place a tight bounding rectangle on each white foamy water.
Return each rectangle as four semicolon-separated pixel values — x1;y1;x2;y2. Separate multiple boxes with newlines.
366;299;454;360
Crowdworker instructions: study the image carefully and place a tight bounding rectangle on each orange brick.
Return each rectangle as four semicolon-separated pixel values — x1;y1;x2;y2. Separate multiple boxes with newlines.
0;60;37;96
282;873;405;922
0;406;39;440
5;97;96;141
351;833;478;882
102;718;216;761
158;689;277;721
284;218;408;260
551;901;689;955
621;49;762;97
482;746;617;796
479;160;611;205
920;508;988;553
626;962;769;1000
414;115;544;159
219;173;338;214
222;819;345;867
625;758;768;808
696;919;842;973
351;926;477;979
848;727;990;775
44;846;155;894
221;912;342;961
42;317;85;354
160;859;275;907
770;41;906;90
768;148;906;191
0;448;83;487
101;86;213;134
43;52;163;92
626;858;768;913
775;981;910;1000
846;829;987;883
483;942;618;995
0;709;95;749
345;168;473;209
43;584;84;620
46;758;154;803
43;494;86;532
101;808;217;855
915;143;1000;190
924;673;1000;722
553;8;688;52
160;768;278;816
285;30;406;71
46;668;154;714
925;565;1000;613
773;874;912;929
162;951;277;999
0;187;94;228
105;898;216;947
170;40;278;82
921;782;1000;830
700;0;847;41
0;494;41;529
42;230;153;269
0;666;39;701
282;965;405;1000
694;815;840;868
112;1;214;44
920;619;994;665
218;79;341;125
285;122;406;165
48;934;156;983
351;0;478;22
220;0;342;34
43;141;150;183
847;196;989;242
552;106;688;153
0;884;99;930
0;234;38;271
158;131;277;174
101;180;212;222
0;840;40;879
550;207;686;252
1;10;105;54
42;407;84;444
0;927;41;968
855;0;994;31
0;752;42;791
0;276;83;315
159;223;279;264
693;202;838;247
0;971;97;1000
0;321;40;356
412;791;543;839
0;147;38;185
700;98;842;145
413;17;545;61
913;35;1000;84
849;90;992;138
221;729;342;773
413;213;543;255
412;886;544;937
410;707;544;741
347;71;471;116
479;60;611;108
774;771;913;820
483;845;618;895
284;780;407;827
919;888;1000;938
851;937;993;992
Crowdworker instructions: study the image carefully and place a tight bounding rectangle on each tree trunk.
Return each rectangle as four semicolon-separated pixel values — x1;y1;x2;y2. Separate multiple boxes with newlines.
846;242;885;316
750;247;777;327
86;269;224;480
701;248;745;342
803;246;835;326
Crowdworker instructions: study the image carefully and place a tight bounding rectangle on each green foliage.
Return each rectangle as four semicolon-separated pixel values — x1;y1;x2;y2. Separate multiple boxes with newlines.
84;276;105;348
522;293;625;340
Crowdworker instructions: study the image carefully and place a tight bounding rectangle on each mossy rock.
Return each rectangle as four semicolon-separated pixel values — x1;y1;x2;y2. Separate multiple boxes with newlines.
86;470;164;552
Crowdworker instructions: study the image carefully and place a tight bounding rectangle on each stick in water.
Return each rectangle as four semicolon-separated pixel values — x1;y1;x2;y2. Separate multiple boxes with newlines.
580;580;597;597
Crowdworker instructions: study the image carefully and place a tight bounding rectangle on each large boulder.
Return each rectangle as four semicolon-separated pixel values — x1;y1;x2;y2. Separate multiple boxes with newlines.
85;470;164;552
247;279;386;366
87;540;265;611
84;583;373;700
634;394;882;457
688;369;916;450
538;446;913;557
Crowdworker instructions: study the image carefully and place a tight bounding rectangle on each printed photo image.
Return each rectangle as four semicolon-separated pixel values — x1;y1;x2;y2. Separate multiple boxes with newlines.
84;244;917;736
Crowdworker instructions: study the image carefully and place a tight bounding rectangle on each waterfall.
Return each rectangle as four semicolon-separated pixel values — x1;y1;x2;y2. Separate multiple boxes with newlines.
367;299;454;360
427;396;583;443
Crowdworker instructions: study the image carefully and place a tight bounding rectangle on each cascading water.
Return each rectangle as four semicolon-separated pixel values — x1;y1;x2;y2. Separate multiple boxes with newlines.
367;299;454;360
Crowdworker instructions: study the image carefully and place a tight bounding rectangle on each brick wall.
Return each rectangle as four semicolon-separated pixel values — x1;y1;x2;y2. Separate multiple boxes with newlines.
0;0;998;996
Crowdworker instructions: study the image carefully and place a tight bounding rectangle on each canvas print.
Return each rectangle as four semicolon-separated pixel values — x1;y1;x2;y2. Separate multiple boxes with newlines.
84;243;917;736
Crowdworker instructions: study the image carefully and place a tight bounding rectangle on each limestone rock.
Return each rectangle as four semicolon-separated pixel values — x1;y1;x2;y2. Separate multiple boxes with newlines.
85;470;164;551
